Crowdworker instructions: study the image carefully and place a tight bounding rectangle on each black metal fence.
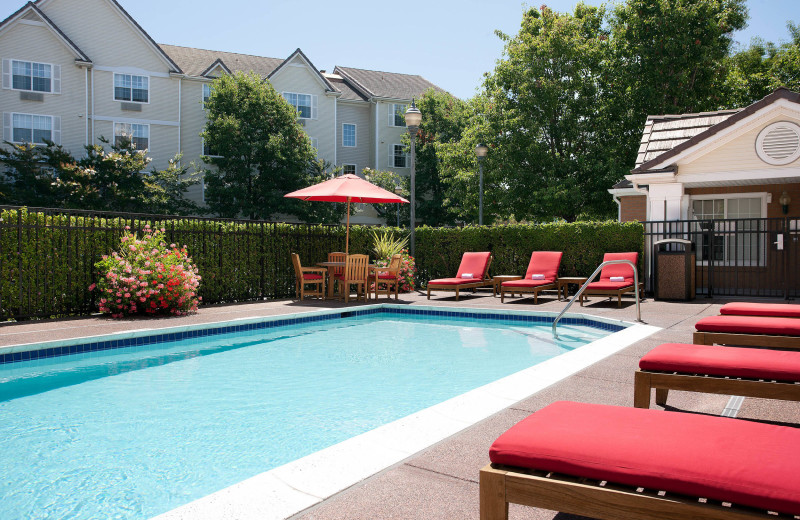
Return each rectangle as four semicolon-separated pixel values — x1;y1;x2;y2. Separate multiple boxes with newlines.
643;218;799;299
0;206;360;320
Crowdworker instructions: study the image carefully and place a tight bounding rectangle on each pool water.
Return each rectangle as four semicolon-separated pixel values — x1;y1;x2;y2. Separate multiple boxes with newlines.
0;313;609;519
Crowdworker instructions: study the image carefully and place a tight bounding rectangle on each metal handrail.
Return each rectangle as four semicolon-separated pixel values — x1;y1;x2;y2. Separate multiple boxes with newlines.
552;259;642;339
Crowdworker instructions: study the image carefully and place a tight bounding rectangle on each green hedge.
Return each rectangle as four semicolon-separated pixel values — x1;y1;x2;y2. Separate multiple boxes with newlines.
0;207;643;320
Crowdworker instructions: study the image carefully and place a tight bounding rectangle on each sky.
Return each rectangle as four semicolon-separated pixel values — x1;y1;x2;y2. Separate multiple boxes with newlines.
2;0;797;99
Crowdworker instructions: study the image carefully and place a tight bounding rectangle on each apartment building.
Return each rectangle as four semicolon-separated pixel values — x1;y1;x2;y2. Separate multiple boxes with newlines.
0;0;444;220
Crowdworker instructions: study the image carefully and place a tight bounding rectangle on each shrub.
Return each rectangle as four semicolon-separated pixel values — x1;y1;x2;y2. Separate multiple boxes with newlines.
91;225;201;317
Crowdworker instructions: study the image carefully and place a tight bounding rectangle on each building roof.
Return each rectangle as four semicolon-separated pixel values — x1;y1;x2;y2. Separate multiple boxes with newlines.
323;74;367;101
612;88;800;190
333;66;444;100
159;44;283;78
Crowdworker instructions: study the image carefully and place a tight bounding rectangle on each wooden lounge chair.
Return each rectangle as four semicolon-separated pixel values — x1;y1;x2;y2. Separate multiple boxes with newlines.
634;343;800;409
720;302;800;318
500;251;562;304
579;252;642;308
290;253;326;300
373;254;402;300
693;315;800;349
426;252;493;301
481;401;800;520
334;254;369;303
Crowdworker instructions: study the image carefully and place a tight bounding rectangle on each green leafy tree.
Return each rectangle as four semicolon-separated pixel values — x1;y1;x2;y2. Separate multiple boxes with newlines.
362;167;408;225
202;72;318;219
406;89;471;226
0;140;72;207
298;159;349;224
142;154;202;215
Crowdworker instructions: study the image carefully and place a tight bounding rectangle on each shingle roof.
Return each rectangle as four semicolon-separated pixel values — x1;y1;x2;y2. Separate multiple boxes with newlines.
159;44;283;78
324;74;367;101
333;66;444;100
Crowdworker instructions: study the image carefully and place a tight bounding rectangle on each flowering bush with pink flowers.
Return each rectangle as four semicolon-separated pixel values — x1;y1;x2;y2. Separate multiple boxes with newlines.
90;225;201;318
375;249;416;292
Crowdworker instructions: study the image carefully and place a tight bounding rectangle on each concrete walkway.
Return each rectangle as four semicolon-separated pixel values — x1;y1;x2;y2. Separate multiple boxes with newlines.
1;289;797;519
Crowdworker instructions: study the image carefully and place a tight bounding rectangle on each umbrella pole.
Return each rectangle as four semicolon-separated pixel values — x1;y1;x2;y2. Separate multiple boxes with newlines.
345;198;351;256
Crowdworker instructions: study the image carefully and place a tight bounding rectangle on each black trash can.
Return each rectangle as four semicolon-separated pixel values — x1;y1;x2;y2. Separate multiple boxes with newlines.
653;239;696;301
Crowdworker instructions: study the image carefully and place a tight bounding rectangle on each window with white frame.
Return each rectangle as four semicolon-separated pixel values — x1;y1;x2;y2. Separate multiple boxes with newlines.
342;123;356;147
390;104;406;127
691;195;765;265
114;73;149;103
390;144;408;168
202;84;212;107
10;113;53;144
283;92;316;119
114;122;149;150
9;60;52;92
342;164;356;175
202;137;220;157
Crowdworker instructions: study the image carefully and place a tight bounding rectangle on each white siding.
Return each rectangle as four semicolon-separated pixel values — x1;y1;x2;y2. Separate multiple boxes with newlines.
337;102;370;172
376;101;411;174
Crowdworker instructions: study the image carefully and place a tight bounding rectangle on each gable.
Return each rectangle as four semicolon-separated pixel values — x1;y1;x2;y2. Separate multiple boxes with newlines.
0;2;90;62
37;0;179;72
268;49;334;93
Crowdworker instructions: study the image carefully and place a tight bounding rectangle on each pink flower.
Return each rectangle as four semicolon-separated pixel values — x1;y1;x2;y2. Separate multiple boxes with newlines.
88;283;97;291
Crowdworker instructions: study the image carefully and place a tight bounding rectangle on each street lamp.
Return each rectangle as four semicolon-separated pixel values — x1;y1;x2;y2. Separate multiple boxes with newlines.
395;185;403;227
405;100;422;257
475;143;488;225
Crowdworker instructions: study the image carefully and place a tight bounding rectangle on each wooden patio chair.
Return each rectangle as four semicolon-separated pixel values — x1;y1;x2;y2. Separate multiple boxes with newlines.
579;252;642;308
291;253;326;300
335;254;369;303
327;251;347;297
426;252;493;301
373;254;403;300
500;251;562;304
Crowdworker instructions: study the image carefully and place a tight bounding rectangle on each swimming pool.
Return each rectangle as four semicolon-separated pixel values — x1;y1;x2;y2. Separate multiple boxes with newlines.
0;305;654;520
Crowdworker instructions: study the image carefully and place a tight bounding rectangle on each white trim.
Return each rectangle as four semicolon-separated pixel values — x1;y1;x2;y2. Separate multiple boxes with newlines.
7;112;56;144
333;97;337;165
282;92;316;120
389;143;408;169
17;19;46;27
93;115;178;127
0;5;90;62
269;51;332;92
389;103;407;127
755;121;800;165
677;168;800;187
341;164;357;175
113;72;150;104
6;59;56;94
342;123;356;147
374;102;379;168
95;65;170;78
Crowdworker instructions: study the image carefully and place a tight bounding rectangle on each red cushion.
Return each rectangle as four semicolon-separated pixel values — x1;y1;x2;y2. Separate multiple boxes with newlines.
428;277;481;286
721;302;800;318
696;315;800;336
502;279;554;288
454;252;491;280
377;273;398;280
302;274;323;280
599;252;638;281
640;343;800;381
585;281;633;290
489;401;800;515
523;251;562;281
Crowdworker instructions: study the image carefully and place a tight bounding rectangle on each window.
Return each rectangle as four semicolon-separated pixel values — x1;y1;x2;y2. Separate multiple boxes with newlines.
11;113;52;144
202;138;220;157
342;123;356;147
390;104;406;127
309;137;318;151
11;60;52;92
114;73;149;103
202;84;212;107
283;92;316;119
114;122;149;150
391;144;407;168
691;195;765;265
342;164;356;175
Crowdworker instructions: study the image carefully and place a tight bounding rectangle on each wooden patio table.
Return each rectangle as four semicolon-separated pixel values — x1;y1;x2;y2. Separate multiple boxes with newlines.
316;261;377;300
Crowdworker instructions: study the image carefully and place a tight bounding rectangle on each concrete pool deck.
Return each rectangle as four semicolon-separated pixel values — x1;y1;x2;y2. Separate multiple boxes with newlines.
2;289;799;519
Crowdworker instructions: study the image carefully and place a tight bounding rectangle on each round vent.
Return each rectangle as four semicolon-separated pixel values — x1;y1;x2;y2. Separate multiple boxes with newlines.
756;122;800;165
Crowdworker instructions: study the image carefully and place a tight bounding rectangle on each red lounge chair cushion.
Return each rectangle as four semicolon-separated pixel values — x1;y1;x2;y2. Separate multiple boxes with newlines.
455;252;491;280
302;274;323;280
377;273;398;280
523;251;562;281
695;315;800;336
502;279;553;288
489;401;800;515
585;281;632;290
639;343;800;381
721;302;800;318
428;277;480;286
598;252;637;282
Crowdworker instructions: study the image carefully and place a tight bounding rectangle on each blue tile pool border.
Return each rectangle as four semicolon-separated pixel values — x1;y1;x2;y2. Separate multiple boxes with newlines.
0;305;628;366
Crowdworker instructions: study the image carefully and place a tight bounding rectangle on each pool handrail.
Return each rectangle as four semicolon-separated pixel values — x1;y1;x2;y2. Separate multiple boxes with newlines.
552;259;642;339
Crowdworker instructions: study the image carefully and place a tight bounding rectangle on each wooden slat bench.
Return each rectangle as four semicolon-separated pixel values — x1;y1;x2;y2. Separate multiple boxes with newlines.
694;315;800;349
634;343;800;408
480;401;800;520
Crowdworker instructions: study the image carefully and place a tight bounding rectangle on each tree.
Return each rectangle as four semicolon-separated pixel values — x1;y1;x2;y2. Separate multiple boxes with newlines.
406;89;471;226
363;167;408;226
0;140;71;207
202;72;318;220
298;159;349;225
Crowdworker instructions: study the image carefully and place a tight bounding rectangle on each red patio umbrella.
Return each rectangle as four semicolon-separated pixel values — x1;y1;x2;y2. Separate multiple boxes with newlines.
284;174;409;255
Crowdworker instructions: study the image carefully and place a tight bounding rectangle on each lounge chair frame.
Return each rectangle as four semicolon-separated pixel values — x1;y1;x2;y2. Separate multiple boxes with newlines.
500;281;557;304
693;331;800;350
480;463;779;520
426;256;493;301
634;369;800;409
580;282;644;308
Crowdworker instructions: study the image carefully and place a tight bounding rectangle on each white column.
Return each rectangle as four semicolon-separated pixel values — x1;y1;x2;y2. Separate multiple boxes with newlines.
648;183;684;221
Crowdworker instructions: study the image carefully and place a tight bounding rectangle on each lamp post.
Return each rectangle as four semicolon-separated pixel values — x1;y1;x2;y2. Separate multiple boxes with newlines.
475;143;488;225
395;186;403;227
405;100;422;257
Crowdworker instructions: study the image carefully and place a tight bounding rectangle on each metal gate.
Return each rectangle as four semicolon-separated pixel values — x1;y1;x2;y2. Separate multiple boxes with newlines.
643;218;799;299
